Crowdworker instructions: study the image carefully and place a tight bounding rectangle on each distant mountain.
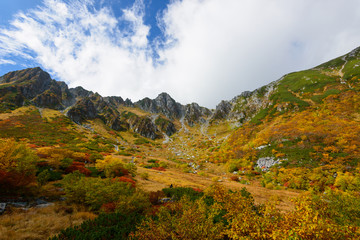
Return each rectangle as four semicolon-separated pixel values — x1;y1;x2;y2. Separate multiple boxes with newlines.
0;67;211;139
1;46;359;140
211;46;360;125
211;46;360;189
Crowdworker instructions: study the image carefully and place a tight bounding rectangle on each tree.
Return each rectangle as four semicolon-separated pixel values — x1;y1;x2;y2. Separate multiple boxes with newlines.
0;138;38;192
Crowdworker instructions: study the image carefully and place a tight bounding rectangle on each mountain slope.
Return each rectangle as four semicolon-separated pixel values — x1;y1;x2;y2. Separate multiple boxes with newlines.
211;47;360;192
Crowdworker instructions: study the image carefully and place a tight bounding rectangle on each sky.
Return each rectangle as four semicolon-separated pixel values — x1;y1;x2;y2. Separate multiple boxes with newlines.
1;0;360;108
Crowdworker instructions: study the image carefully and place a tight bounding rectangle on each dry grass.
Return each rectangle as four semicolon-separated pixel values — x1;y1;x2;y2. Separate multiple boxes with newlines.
0;106;35;120
40;108;63;122
0;203;96;240
135;157;300;212
207;122;232;137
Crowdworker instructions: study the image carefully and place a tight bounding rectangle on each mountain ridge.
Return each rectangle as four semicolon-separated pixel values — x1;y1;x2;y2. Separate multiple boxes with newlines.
1;46;360;140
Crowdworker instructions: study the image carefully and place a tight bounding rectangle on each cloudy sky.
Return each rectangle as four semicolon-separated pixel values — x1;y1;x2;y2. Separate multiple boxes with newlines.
1;0;360;108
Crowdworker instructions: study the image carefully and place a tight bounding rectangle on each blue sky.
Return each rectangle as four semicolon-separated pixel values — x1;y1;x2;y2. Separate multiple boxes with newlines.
1;0;360;108
0;0;169;74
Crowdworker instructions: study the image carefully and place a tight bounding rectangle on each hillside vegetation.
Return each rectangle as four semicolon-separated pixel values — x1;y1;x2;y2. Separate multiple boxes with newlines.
0;47;359;239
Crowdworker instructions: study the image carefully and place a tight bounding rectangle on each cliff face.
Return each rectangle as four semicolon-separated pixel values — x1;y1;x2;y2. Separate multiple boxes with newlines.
135;93;213;126
0;68;179;139
135;93;183;120
1;66;270;140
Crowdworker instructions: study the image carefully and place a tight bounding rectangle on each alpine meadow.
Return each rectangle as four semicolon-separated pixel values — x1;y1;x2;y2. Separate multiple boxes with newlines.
1;1;360;239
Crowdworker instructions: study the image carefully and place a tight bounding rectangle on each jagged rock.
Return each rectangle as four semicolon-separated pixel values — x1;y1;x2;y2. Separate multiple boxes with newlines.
184;103;211;126
109;116;129;131
0;67;212;139
124;98;134;107
256;157;281;171
69;86;92;99
154;92;184;119
32;81;65;109
135;93;184;120
104;96;125;107
155;116;177;136
1;67;52;99
67;98;97;124
212;100;232;120
130;117;160;140
135;97;157;113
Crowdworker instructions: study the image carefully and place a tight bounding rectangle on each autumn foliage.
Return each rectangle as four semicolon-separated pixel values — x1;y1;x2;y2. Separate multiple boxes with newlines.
0;138;38;192
133;185;360;239
65;161;91;176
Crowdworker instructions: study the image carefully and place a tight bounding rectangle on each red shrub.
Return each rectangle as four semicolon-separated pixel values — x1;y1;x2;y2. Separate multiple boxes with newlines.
192;188;203;193
101;202;116;213
152;167;166;171
113;176;136;187
113;168;129;177
65;162;91;176
0;170;35;191
28;144;39;149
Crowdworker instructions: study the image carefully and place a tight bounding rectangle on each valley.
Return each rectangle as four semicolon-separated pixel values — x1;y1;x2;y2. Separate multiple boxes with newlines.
0;46;360;239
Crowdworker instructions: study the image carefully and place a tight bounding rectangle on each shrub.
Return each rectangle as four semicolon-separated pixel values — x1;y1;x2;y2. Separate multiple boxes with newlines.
62;172;144;211
152;167;166;171
139;172;149;180
95;156;136;178
230;175;239;182
65;162;91;176
163;187;204;201
0;138;38;192
113;176;136;188
50;212;143;240
149;190;165;205
37;169;50;186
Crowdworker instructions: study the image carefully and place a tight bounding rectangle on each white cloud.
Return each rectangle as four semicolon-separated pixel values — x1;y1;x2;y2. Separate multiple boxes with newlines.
0;59;16;65
1;0;360;108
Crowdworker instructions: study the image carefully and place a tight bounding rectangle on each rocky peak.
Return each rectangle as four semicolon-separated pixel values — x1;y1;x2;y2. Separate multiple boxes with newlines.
184;103;212;126
135;92;184;120
124;98;134;107
104;96;125;107
154;92;183;119
3;67;53;99
0;67;49;85
212;100;232;120
69;86;93;99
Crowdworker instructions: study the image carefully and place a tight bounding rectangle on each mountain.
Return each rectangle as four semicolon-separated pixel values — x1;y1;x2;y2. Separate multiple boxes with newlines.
0;67;212;140
211;47;360;125
1;46;360;240
210;46;360;192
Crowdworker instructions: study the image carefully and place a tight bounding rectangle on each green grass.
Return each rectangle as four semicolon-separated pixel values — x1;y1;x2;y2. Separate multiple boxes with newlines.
270;90;310;107
311;89;342;103
343;59;360;80
134;138;151;145
250;108;269;125
0;108;85;146
316;56;346;69
279;70;337;93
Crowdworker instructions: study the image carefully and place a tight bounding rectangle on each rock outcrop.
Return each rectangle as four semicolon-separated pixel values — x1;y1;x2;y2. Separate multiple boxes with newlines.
184;103;212;126
135;93;184;120
155;117;177;136
67;98;98;124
